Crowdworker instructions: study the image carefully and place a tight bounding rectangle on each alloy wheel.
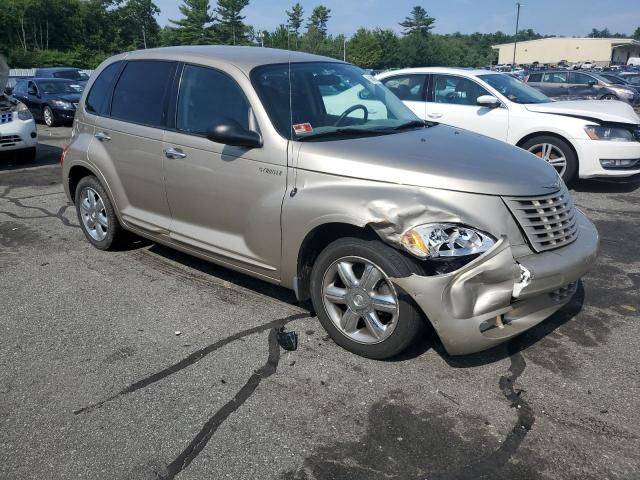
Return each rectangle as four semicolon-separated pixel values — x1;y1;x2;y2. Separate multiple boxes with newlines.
79;187;108;241
527;143;567;176
43;107;53;127
321;256;399;344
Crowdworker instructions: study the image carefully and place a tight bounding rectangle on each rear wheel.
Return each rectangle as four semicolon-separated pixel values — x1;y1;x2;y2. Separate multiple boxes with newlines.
310;237;425;359
521;135;578;185
75;175;126;250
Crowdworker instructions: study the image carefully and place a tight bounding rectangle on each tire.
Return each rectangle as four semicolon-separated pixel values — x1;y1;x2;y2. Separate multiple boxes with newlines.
310;237;425;359
601;94;617;100
521;135;578;185
16;147;36;164
43;105;56;127
74;175;126;250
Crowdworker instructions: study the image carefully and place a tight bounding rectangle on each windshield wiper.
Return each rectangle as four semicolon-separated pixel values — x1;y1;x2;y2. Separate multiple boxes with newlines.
297;128;391;142
390;120;430;130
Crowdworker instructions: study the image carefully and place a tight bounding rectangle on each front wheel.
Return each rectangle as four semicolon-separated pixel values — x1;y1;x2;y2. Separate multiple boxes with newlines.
601;94;618;101
43;105;57;127
521;135;578;185
310;237;425;359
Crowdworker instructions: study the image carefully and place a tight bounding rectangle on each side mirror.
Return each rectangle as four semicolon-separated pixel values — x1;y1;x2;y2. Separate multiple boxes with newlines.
27;87;38;96
206;119;262;148
587;80;596;87
476;95;501;108
4;87;13;95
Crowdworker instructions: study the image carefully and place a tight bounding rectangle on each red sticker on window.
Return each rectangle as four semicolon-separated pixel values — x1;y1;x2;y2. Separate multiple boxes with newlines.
293;123;313;134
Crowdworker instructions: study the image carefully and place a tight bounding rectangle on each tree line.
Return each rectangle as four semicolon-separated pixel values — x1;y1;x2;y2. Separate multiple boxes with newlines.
1;0;639;70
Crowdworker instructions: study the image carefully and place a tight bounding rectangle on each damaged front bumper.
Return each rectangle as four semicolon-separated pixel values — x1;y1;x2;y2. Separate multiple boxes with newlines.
391;210;599;356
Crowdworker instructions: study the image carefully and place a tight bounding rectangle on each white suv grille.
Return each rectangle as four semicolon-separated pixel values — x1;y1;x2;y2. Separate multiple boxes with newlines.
504;187;578;253
0;112;13;124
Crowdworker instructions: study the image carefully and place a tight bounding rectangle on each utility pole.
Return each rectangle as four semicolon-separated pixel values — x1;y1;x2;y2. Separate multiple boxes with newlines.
343;38;347;62
512;2;522;68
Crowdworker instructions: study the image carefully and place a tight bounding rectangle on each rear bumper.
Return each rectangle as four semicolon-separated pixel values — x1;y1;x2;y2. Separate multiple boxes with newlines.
574;138;640;178
391;211;598;355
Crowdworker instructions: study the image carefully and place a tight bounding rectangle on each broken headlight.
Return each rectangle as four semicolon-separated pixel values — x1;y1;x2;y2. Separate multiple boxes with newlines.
400;223;495;260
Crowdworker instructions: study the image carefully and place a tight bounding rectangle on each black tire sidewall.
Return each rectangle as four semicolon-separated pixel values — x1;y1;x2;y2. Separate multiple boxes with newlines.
522;135;578;185
310;237;424;360
74;176;121;250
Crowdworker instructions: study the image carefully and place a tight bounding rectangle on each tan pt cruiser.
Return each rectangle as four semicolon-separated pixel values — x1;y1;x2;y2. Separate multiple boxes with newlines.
62;46;599;359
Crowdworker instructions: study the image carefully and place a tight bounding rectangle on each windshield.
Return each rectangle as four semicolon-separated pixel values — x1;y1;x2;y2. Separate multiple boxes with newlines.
479;74;551;104
600;74;626;85
38;81;83;94
251;62;422;141
621;74;640;86
53;70;88;81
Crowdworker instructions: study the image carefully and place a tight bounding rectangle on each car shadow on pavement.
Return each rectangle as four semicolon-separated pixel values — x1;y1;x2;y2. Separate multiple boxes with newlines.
572;178;640;194
0;143;61;172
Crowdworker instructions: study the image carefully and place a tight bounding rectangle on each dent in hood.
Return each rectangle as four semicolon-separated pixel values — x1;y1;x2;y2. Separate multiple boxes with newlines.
297;126;561;196
525;100;640;124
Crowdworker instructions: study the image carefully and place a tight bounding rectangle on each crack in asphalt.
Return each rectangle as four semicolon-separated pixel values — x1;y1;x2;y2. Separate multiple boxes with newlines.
0;185;79;228
158;328;283;480
74;312;309;415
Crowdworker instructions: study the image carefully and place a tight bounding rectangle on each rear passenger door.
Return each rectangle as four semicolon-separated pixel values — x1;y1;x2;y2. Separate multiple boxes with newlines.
539;72;570;100
162;64;285;279
380;74;427;119
86;60;177;233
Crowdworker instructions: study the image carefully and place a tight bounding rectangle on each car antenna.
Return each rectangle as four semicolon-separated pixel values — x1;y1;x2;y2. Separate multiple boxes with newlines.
287;23;299;198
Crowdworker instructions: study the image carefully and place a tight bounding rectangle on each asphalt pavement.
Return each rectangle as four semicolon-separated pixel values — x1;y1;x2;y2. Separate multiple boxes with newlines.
1;125;639;479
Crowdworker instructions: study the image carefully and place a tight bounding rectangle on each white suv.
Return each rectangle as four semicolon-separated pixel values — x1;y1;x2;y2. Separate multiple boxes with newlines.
377;67;640;184
1;60;37;163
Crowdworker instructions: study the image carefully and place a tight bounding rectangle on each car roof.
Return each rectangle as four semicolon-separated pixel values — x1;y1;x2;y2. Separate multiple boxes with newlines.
117;46;343;74
376;67;501;78
31;78;79;83
35;67;81;72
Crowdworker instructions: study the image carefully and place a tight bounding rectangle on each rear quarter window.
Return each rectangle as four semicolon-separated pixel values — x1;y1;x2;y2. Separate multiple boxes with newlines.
527;73;542;82
85;62;122;115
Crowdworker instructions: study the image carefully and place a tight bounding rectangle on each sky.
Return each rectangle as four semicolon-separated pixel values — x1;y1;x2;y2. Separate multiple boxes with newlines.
154;0;640;37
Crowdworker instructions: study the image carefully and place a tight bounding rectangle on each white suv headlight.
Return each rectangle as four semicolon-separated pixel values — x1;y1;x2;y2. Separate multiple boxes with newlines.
400;223;495;259
16;102;32;120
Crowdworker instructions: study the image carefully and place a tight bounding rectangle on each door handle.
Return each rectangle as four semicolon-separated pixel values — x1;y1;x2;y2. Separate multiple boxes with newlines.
94;132;111;142
164;147;187;159
428;113;443;119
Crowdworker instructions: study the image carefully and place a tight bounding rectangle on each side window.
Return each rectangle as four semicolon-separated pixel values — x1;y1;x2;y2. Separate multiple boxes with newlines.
527;73;542;82
111;60;175;127
27;81;38;94
177;64;251;135
542;72;567;83
433;75;489;106
382;75;425;101
573;73;595;85
86;62;122;115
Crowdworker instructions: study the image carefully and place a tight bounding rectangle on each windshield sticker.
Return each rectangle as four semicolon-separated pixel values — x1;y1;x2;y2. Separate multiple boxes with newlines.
293;123;313;134
363;74;382;85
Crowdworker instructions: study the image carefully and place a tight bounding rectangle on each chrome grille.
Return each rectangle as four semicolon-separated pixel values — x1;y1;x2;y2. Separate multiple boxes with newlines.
504;187;578;252
0;135;21;147
0;112;13;124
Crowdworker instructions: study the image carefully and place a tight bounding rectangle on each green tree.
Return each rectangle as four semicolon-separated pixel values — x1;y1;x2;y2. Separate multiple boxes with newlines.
168;0;217;45
634;27;640;40
114;0;162;50
286;3;304;36
306;5;331;37
347;28;381;68
399;6;435;36
268;24;290;49
215;0;250;45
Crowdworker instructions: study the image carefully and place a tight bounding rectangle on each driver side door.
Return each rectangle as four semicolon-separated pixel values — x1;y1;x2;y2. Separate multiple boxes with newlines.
162;63;286;279
424;74;509;141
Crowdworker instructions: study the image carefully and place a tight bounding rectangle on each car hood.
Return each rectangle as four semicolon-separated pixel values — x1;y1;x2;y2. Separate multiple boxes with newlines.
525;100;640;124
297;125;561;196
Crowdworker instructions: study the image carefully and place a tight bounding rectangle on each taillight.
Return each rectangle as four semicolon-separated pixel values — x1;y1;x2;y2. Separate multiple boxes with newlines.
60;144;69;165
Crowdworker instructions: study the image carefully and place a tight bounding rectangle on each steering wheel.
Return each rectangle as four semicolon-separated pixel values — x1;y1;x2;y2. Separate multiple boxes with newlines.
334;104;369;126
